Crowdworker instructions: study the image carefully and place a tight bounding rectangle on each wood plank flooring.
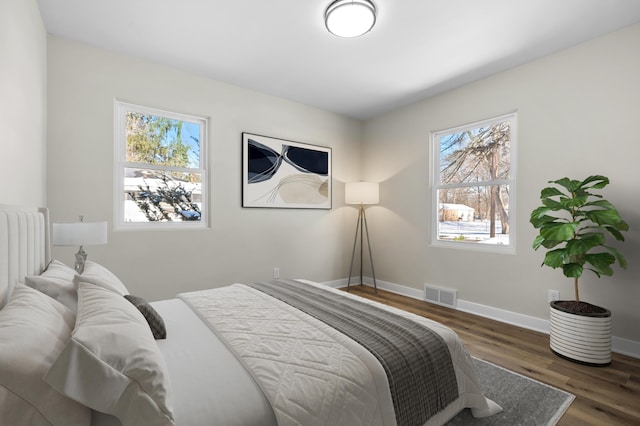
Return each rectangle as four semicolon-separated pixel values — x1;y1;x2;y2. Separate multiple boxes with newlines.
342;285;640;425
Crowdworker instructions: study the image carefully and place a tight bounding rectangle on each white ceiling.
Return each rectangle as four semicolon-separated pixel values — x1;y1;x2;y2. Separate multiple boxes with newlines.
37;0;640;120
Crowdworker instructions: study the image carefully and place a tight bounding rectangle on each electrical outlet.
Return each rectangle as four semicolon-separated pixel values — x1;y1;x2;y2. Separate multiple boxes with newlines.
548;289;560;302
273;267;280;279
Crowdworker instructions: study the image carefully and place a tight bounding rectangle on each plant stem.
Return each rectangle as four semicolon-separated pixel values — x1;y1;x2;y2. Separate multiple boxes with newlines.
574;277;580;302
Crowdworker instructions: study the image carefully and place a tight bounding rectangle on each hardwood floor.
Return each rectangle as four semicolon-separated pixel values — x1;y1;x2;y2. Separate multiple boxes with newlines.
342;285;640;426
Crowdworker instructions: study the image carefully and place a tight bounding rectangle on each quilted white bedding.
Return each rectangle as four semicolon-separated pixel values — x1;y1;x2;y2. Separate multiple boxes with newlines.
178;280;501;426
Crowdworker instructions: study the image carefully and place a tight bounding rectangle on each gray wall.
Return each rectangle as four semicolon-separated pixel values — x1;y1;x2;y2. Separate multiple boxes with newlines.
363;23;640;342
0;0;47;206
43;18;639;345
47;37;363;300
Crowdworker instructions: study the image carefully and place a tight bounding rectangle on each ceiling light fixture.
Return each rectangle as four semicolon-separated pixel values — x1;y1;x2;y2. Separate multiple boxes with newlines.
325;0;377;38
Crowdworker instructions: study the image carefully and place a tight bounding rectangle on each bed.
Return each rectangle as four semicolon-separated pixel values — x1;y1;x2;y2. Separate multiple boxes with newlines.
0;205;501;426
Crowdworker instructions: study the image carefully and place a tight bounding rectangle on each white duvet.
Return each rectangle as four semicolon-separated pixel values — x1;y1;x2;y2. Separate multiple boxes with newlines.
178;280;501;426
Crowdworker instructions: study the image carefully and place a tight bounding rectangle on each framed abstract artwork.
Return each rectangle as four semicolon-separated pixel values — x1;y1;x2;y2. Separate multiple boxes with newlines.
242;133;332;209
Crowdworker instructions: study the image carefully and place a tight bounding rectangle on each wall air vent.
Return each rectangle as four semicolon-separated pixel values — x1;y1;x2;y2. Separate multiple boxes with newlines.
424;284;457;309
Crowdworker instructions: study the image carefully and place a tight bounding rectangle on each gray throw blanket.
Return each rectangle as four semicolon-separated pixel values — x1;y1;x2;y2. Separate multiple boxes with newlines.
246;279;459;426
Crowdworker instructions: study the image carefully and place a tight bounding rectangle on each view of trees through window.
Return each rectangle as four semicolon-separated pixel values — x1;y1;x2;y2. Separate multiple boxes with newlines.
116;102;206;225
433;114;515;248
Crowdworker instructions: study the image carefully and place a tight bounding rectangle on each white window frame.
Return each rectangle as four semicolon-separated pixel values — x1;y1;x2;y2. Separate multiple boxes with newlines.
430;112;517;254
114;100;209;230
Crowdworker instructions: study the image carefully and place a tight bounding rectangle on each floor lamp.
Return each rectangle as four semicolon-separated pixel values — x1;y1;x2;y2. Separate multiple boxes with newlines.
345;182;378;293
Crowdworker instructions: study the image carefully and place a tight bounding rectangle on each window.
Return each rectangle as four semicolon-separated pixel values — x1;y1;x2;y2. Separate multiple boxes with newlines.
114;101;208;229
431;113;516;252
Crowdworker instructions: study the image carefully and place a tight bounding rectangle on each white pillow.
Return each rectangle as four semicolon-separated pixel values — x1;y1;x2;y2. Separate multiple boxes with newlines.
45;282;174;426
73;260;129;295
0;284;91;426
25;259;78;312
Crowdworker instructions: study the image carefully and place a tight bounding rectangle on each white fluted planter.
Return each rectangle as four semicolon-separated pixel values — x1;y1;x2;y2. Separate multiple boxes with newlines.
549;301;611;366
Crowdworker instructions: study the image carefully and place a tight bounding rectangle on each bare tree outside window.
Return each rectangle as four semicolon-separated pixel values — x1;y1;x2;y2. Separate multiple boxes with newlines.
432;113;516;250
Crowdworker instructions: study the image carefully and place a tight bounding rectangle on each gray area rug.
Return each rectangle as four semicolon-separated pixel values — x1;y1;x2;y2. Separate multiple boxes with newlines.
447;358;575;425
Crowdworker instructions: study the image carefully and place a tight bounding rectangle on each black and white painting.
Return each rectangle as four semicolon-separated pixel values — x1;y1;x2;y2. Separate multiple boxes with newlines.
242;133;332;209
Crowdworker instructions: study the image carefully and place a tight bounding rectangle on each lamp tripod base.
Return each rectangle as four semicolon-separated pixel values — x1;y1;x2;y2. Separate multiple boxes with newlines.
347;204;377;293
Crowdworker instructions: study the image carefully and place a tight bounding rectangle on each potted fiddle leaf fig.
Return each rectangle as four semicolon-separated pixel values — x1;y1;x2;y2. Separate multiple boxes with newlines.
530;175;628;366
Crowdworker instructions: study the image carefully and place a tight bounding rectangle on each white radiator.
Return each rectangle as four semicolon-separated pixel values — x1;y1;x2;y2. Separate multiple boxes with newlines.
424;284;457;308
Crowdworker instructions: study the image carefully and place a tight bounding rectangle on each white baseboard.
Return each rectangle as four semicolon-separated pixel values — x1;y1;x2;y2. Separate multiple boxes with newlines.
324;276;640;360
456;299;550;334
612;336;640;359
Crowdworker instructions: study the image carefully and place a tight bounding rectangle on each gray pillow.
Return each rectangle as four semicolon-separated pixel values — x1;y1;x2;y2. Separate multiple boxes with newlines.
125;294;167;340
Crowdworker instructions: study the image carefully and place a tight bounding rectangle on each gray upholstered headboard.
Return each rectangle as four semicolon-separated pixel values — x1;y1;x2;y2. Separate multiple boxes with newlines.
0;205;50;308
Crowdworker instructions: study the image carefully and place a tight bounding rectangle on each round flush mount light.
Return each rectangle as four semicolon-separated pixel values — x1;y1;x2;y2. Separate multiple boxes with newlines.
325;0;377;38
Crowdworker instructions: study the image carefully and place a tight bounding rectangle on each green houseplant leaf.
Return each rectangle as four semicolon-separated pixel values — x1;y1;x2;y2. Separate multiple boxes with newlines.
530;175;628;301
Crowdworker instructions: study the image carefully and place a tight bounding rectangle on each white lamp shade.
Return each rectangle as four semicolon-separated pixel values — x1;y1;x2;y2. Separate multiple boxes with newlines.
325;0;377;38
52;221;108;246
345;182;379;205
